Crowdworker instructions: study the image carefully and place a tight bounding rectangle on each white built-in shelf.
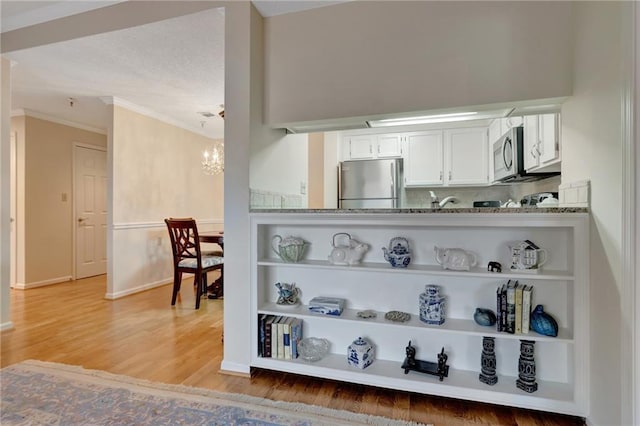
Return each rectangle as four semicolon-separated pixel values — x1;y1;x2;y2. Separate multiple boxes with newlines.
252;354;576;414
257;259;574;281
258;303;573;343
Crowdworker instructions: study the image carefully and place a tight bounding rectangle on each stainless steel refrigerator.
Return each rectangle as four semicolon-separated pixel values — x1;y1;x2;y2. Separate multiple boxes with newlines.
338;158;402;208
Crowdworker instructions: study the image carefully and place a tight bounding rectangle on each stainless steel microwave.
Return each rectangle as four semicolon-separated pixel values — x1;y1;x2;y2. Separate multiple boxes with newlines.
493;127;559;182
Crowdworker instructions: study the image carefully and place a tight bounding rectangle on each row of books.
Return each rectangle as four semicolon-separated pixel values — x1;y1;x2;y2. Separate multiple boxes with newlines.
258;314;303;359
496;280;534;334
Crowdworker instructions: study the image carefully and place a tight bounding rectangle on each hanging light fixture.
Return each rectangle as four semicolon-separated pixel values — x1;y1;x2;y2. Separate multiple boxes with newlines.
202;140;224;175
199;104;225;175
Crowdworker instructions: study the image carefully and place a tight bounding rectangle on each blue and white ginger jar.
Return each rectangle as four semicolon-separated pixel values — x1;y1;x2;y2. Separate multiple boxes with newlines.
419;285;446;325
347;337;374;369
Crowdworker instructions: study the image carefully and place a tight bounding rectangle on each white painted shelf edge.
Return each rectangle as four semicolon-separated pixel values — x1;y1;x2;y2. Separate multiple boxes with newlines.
258;303;573;343
257;259;574;281
250;354;578;415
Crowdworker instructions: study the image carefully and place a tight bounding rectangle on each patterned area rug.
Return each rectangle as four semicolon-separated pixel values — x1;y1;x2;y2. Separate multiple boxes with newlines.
1;360;422;425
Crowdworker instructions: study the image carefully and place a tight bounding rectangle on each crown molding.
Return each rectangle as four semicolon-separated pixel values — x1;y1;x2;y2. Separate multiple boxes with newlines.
10;108;107;135
101;96;213;139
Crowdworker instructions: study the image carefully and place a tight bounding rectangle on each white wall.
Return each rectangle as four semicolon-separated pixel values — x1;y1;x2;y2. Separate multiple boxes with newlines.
250;131;308;201
0;56;12;330
264;1;573;126
108;104;223;299
560;2;629;424
323;131;338;208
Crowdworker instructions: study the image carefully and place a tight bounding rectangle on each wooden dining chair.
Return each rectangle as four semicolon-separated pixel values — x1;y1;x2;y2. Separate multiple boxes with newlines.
164;218;224;309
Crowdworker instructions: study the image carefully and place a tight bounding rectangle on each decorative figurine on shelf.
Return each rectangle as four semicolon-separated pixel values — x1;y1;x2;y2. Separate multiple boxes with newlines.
347;337;375;369
401;341;449;381
479;336;498;385
530;305;559;337
274;282;300;306
434;246;478;271
382;237;412;268
487;261;502;273
419;285;446;325
516;340;538;393
474;308;497;327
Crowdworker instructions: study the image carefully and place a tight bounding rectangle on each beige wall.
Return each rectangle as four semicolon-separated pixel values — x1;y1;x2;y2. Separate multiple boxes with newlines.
108;105;223;299
11;115;107;287
560;2;629;423
307;133;324;208
264;1;574;126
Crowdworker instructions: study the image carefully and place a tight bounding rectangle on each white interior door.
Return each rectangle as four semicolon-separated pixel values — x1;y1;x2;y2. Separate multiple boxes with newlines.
74;145;107;279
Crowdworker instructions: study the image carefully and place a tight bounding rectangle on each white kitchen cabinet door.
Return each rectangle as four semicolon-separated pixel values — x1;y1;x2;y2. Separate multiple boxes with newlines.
523;115;540;171
445;127;488;185
488;119;502;145
500;116;523;137
348;135;375;159
376;134;402;158
404;131;444;187
538;113;560;165
523;114;560;171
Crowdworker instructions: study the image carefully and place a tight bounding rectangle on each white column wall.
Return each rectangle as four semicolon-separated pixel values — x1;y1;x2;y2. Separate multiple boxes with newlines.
560;2;628;424
0;57;13;330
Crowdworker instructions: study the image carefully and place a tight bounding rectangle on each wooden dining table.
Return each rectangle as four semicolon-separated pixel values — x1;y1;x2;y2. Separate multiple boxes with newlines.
199;231;224;298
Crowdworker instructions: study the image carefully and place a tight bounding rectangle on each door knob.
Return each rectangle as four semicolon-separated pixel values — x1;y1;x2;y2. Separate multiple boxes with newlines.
78;217;86;223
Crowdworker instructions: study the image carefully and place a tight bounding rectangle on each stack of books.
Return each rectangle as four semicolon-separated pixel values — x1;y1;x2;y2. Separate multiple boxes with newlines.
257;314;303;359
496;280;534;334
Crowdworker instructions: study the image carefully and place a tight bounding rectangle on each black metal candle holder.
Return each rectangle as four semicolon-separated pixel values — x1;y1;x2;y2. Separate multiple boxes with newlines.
401;341;449;381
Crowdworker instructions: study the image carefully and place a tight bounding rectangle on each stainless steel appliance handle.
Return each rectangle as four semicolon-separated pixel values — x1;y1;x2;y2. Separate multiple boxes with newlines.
502;136;513;170
390;162;396;199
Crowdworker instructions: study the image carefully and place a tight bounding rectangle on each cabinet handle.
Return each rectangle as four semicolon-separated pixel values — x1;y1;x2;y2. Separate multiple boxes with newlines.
449;171;452;180
536;141;542;156
439;171;443;181
377;145;380;154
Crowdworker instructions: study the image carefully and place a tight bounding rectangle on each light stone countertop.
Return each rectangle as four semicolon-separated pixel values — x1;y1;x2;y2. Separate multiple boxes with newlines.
250;207;588;214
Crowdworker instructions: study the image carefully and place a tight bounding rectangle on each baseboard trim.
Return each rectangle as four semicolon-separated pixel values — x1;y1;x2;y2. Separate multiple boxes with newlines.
12;276;72;290
0;321;15;331
104;278;171;300
218;368;251;378
220;360;251;376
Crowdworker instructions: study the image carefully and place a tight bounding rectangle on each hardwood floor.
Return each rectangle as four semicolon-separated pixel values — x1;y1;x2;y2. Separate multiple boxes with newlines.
1;276;584;426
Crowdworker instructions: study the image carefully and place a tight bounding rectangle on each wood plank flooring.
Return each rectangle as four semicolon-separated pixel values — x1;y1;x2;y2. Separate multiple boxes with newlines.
1;276;584;425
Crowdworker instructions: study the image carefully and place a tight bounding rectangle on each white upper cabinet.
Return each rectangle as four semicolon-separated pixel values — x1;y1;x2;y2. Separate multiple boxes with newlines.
444;127;488;185
344;134;402;160
523;113;561;172
404;131;444;186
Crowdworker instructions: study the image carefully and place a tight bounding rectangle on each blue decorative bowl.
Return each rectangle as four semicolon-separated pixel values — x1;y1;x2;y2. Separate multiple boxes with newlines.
530;305;558;337
473;308;496;327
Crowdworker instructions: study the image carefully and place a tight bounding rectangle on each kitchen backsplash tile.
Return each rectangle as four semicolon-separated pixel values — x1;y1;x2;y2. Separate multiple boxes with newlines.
250;188;306;209
404;186;513;208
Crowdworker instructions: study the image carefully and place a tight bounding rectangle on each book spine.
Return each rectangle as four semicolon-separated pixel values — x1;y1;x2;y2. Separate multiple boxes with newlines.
264;316;275;358
506;281;516;334
496;284;503;332
283;318;292;360
291;319;301;359
271;316;282;358
277;317;285;359
522;285;533;334
515;283;524;334
501;282;509;332
258;314;266;357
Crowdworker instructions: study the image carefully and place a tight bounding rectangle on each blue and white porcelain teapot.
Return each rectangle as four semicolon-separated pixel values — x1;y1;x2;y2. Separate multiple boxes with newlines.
382;237;412;268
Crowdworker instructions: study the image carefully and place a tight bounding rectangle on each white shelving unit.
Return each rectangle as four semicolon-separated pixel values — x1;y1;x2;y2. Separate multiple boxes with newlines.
250;212;589;416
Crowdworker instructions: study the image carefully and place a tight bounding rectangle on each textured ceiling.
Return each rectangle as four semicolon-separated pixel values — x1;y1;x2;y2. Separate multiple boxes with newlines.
2;1;350;139
5;7;226;138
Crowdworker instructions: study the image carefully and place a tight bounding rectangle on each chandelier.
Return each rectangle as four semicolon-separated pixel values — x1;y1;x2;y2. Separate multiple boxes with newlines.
202;141;224;175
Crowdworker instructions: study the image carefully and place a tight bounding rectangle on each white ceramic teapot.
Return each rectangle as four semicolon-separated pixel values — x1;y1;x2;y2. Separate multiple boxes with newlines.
328;233;369;265
508;240;548;270
434;246;478;271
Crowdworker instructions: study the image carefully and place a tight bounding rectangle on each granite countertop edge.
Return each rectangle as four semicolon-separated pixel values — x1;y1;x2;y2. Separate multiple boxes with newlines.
250;207;589;214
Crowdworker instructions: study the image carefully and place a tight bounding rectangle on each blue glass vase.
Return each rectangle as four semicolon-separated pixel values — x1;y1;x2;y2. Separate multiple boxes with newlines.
530;305;558;337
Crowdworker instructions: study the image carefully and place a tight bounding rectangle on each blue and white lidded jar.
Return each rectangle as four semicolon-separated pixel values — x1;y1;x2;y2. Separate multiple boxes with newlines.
347;337;374;369
419;285;446;325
